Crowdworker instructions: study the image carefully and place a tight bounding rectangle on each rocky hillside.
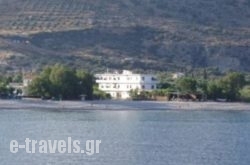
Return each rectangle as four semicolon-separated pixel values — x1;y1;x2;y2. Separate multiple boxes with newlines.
0;0;250;72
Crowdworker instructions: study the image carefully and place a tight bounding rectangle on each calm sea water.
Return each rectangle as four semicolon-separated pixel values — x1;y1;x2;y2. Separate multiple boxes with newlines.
1;109;250;165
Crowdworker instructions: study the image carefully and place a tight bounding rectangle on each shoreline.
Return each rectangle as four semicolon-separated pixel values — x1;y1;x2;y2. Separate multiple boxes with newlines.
0;99;249;111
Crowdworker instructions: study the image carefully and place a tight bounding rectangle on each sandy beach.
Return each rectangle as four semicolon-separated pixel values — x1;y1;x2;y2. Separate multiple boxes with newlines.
0;99;249;111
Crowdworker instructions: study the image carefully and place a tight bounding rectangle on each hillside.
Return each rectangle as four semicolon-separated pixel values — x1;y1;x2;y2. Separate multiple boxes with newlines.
0;0;250;73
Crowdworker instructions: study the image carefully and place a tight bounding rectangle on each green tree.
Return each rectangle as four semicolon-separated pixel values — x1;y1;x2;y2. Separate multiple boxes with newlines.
219;72;246;101
207;80;223;100
129;89;139;100
197;79;208;94
176;77;197;93
0;76;14;97
49;64;79;99
203;69;208;80
12;73;23;83
0;82;8;94
76;70;94;100
240;86;250;102
27;64;94;100
93;85;111;100
27;76;50;98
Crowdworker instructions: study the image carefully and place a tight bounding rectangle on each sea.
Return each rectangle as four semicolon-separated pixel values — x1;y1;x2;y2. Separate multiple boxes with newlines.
1;105;250;165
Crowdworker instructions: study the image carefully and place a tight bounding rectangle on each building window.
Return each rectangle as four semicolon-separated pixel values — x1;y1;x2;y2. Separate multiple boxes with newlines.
142;77;145;81
151;85;155;89
151;77;157;81
142;85;145;89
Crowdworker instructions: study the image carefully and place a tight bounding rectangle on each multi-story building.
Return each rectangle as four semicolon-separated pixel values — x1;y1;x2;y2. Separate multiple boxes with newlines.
95;70;158;99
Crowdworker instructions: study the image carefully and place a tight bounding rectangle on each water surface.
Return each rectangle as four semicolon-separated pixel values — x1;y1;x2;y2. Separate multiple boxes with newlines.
1;108;250;165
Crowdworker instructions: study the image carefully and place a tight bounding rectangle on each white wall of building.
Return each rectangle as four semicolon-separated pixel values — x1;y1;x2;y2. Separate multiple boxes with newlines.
95;70;158;99
172;72;185;79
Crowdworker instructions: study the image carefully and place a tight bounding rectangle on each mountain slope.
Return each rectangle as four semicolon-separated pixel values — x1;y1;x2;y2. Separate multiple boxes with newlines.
0;0;250;72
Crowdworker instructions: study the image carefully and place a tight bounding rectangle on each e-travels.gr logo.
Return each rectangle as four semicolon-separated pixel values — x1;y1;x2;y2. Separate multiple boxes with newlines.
10;137;101;155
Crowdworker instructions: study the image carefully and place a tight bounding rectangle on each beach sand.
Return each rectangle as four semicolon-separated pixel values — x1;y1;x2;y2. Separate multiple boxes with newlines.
0;99;249;111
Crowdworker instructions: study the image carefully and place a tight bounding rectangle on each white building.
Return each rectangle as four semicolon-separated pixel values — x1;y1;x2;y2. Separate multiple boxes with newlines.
172;72;185;79
95;70;158;99
7;74;33;97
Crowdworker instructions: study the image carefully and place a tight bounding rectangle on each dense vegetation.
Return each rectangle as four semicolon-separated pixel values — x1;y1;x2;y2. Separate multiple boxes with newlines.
131;72;250;102
27;64;94;100
0;74;22;98
0;77;11;98
1;65;250;102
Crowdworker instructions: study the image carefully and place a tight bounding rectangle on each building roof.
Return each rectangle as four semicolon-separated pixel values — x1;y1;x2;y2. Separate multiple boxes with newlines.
95;70;156;76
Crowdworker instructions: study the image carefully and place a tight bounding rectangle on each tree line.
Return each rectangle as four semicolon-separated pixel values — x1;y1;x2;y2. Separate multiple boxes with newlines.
156;72;250;102
27;64;94;100
1;64;250;102
0;64;111;100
